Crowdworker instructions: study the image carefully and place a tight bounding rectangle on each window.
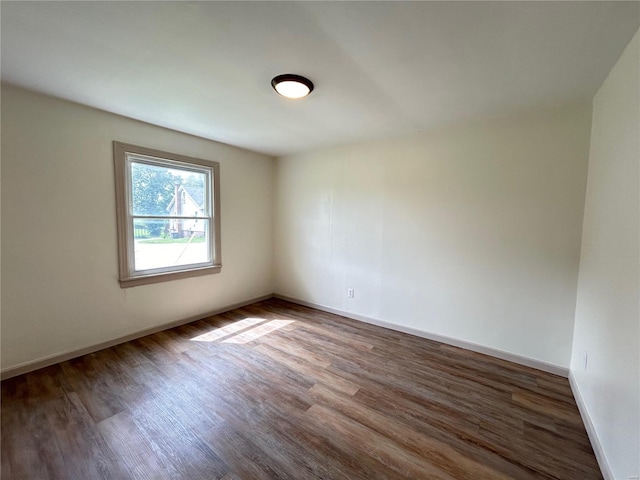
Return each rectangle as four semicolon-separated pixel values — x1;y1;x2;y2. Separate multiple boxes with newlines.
113;142;221;287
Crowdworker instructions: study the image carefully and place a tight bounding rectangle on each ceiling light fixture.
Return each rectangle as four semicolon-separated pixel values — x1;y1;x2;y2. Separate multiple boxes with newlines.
271;74;314;99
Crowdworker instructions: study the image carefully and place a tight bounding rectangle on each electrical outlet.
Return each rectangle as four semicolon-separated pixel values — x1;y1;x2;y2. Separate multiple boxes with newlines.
347;288;355;298
583;351;588;370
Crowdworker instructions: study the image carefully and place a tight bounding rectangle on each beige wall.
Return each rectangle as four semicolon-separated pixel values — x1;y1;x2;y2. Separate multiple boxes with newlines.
275;103;592;369
1;85;275;372
571;28;640;480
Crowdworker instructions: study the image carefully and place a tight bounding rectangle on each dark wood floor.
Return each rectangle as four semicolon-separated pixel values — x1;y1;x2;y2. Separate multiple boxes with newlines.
2;298;602;480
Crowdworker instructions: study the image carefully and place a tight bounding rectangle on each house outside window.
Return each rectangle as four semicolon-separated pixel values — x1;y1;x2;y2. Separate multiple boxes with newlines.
113;142;221;287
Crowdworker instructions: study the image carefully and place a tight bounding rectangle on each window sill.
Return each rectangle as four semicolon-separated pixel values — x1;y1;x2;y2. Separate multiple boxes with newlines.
119;265;222;288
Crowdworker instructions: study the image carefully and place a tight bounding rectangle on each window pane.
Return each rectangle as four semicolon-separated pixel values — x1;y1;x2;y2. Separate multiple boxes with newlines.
130;161;208;217
115;143;221;287
133;218;210;272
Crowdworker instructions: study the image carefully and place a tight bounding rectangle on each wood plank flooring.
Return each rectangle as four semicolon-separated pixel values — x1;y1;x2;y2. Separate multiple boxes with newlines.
1;298;602;479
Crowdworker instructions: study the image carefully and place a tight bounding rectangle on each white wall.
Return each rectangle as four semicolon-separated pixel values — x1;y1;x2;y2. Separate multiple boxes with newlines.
571;29;640;480
1;84;274;372
275;103;592;369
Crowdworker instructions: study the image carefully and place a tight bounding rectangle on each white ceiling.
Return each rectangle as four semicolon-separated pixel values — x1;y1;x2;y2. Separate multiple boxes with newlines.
2;1;639;157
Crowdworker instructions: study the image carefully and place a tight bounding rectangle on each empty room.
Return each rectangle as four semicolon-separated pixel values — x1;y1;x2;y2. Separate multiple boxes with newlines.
1;2;638;479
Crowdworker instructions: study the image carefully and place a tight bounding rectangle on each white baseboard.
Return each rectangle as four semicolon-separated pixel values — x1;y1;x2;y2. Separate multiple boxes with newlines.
568;371;614;480
274;293;569;378
2;292;569;381
0;294;273;380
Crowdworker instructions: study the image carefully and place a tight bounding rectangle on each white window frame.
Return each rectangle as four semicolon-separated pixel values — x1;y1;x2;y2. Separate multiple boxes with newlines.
113;142;222;287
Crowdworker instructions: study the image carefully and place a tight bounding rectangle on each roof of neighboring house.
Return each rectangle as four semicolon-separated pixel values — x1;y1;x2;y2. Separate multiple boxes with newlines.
183;185;204;209
166;184;205;212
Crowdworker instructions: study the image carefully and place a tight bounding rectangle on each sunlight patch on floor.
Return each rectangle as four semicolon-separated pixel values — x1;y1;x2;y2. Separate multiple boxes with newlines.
190;317;267;342
222;320;295;344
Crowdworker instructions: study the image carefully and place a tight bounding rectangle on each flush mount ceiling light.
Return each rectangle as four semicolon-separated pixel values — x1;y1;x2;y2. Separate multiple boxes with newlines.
271;74;314;99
